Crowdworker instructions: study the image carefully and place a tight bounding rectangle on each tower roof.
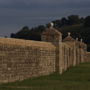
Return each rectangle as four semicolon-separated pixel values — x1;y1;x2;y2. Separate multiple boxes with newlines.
63;32;75;42
42;27;62;36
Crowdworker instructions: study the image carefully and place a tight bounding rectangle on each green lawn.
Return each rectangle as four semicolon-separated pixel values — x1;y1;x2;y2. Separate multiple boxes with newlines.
0;62;90;90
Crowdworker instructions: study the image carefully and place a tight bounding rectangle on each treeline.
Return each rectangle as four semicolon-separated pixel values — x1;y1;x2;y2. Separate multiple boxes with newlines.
11;25;46;41
10;15;90;51
53;15;90;28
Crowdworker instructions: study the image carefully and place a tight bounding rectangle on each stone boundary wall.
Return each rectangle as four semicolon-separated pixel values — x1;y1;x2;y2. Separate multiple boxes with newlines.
0;38;56;83
86;52;90;62
0;37;88;83
61;43;74;72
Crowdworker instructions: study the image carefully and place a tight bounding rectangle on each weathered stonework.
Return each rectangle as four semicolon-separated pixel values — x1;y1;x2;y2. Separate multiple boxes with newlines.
86;52;90;62
0;25;89;83
0;38;56;83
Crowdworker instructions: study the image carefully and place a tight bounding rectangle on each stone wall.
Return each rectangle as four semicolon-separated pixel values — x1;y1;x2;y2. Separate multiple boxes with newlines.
86;52;90;62
61;43;74;72
0;38;56;83
0;26;88;83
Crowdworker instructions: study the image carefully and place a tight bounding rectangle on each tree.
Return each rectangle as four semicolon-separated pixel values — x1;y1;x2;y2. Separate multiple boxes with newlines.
11;26;30;39
16;26;29;34
11;33;16;38
61;17;68;26
84;16;90;27
68;15;80;25
52;20;62;28
80;17;85;24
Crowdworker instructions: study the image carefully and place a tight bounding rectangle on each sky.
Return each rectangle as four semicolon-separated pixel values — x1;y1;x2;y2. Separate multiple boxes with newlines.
0;0;90;37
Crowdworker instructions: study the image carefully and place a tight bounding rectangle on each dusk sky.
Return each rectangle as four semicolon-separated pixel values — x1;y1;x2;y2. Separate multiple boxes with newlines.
0;0;90;37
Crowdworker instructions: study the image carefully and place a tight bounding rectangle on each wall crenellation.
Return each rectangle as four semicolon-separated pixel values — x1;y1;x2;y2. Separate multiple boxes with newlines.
0;25;89;83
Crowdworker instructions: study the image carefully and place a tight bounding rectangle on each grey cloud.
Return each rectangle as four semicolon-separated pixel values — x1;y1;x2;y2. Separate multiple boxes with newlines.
0;0;90;37
0;0;90;10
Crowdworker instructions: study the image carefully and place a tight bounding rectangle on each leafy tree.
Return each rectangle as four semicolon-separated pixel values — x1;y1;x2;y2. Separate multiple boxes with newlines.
11;33;16;38
11;25;45;41
84;16;90;27
16;26;29;35
68;15;80;25
61;17;68;26
52;20;62;28
80;17;85;24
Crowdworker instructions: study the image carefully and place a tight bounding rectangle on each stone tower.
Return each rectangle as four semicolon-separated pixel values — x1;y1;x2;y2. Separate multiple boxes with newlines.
41;23;62;44
79;39;87;63
41;23;63;74
63;32;76;66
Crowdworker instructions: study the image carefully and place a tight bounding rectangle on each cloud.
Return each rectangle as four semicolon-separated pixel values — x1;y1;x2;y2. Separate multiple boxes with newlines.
0;0;90;10
0;0;90;36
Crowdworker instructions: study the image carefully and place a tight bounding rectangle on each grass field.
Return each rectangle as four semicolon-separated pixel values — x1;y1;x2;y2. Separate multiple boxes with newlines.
0;62;90;90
